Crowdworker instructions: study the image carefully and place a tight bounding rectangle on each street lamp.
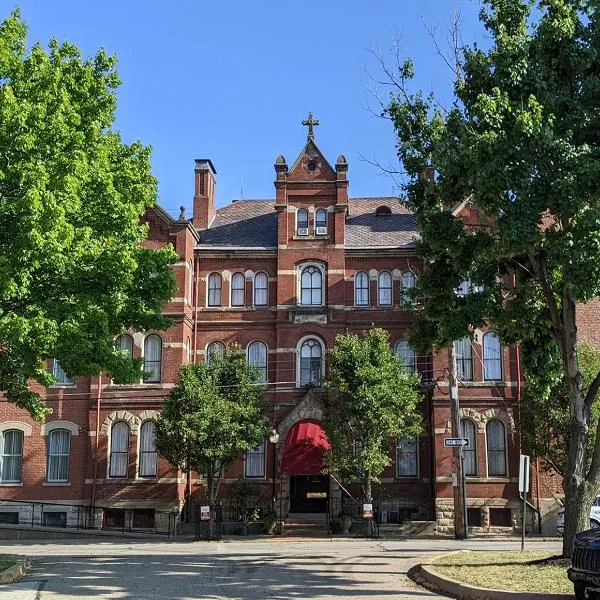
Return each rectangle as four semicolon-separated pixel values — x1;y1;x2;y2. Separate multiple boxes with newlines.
269;429;279;513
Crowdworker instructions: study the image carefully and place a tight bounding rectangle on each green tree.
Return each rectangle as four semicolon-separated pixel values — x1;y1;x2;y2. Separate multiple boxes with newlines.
323;328;421;529
386;0;600;554
155;345;269;538
0;11;178;420
520;342;600;478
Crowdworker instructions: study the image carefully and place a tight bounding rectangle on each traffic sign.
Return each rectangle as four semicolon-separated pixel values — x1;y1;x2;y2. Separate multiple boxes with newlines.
444;438;469;447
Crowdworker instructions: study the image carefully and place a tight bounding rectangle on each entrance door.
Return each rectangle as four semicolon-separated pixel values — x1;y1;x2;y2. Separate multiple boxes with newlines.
290;475;329;513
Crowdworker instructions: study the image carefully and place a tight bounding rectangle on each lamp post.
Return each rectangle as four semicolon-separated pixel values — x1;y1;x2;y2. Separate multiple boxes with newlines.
269;429;279;513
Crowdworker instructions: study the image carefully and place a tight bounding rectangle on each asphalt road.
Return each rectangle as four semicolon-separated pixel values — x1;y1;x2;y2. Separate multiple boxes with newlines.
0;537;563;600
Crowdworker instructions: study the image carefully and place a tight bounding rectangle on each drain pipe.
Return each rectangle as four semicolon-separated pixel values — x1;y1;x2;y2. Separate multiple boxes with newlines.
90;372;102;528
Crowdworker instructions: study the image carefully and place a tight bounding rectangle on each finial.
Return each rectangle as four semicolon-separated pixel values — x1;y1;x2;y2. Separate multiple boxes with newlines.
302;112;320;141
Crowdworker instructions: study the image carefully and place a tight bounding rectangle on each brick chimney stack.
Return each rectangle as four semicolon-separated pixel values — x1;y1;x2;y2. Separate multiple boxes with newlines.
193;159;216;230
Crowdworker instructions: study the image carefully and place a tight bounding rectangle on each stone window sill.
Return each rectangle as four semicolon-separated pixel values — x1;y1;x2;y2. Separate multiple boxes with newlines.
0;482;23;486
43;482;71;486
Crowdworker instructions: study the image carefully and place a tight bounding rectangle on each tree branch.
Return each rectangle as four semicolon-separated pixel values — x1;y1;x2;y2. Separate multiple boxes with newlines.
585;367;600;412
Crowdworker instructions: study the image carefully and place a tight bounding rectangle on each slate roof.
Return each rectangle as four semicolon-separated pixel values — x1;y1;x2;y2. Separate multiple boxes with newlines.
196;197;418;249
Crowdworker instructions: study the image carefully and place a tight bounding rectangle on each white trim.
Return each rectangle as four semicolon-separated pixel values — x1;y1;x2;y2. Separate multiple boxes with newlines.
297;262;326;307
230;271;246;307
295;335;326;388
41;421;79;437
0;422;32;436
206;272;223;307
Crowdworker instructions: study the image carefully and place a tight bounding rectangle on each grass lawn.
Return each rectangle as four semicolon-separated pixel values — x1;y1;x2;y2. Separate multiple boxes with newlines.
430;551;572;594
0;555;19;572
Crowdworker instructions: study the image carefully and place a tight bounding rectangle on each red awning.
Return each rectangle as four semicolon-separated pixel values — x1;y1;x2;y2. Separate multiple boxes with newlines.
280;419;331;475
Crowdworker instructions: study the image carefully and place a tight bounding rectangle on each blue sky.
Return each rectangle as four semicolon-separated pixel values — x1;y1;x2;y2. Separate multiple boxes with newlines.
8;1;485;218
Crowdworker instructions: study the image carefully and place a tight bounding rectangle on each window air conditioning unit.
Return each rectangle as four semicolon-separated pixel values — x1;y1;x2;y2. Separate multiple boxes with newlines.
297;227;309;236
315;226;328;235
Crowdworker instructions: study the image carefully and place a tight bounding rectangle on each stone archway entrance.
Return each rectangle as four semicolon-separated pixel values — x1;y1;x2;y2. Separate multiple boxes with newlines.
280;419;331;513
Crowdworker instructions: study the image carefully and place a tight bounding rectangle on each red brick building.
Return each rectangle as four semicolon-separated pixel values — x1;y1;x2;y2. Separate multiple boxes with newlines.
0;122;568;534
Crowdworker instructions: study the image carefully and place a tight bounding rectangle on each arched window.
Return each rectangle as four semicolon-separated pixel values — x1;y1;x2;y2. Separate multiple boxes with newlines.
207;272;222;306
51;359;73;386
297;209;309;235
395;340;416;373
454;338;473;381
139;421;157;478
378;271;392;305
109;422;129;478
299;338;324;386
483;332;502;380
115;334;133;359
247;341;267;383
47;429;70;482
396;437;418;477
143;334;162;383
231;272;245;307
486;420;507;476
355;271;369;306
401;271;416;304
461;419;477;476
315;208;327;234
206;341;225;364
300;265;323;306
0;430;23;483
254;272;268;306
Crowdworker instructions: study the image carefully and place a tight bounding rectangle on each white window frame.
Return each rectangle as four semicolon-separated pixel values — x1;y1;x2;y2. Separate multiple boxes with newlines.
253;272;269;307
486;419;508;477
461;419;477;477
244;441;266;478
0;429;23;483
315;208;327;235
230;272;245;307
247;341;268;384
454;338;473;381
298;263;325;306
378;271;392;306
143;334;162;383
207;272;222;307
396;437;418;478
296;208;309;236
46;428;71;483
394;340;416;373
51;359;74;386
138;420;157;478
354;271;369;306
401;271;416;304
206;341;225;364
115;334;134;359
483;332;503;381
108;421;129;478
296;336;326;388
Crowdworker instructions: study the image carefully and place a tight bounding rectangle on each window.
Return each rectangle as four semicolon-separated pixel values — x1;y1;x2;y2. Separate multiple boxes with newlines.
0;430;23;483
454;338;473;381
300;265;323;306
109;422;129;478
315;208;327;234
51;359;73;386
456;278;484;297
115;335;133;359
206;341;225;364
297;209;309;235
47;429;70;482
467;508;482;527
0;513;18;524
42;512;67;528
231;272;245;307
207;272;222;306
395;341;416;373
489;507;511;527
483;332;502;380
254;272;268;306
355;271;369;306
486;420;507;476
401;271;416;304
132;508;155;529
299;338;323;386
143;334;162;383
245;441;265;477
396;437;418;477
247;341;267;383
378;271;392;305
103;508;125;529
461;419;477;476
139;421;157;478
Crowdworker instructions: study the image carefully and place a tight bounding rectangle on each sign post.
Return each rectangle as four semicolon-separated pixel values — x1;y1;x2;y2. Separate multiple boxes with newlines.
519;455;530;552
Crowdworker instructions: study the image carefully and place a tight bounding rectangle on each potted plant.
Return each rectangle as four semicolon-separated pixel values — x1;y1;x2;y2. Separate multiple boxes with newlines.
263;510;277;535
338;510;353;535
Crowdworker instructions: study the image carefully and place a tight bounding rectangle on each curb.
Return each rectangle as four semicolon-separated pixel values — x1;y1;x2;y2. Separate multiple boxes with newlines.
417;562;572;600
0;556;30;583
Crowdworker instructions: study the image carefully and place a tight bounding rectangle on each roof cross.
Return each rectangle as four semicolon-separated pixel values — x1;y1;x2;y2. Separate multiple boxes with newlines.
302;112;320;141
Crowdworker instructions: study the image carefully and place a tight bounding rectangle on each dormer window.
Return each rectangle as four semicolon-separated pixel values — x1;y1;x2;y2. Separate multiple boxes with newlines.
297;209;309;236
375;205;392;217
315;209;327;235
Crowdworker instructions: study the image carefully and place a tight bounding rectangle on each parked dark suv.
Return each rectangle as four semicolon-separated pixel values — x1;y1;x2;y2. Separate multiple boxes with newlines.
569;529;600;599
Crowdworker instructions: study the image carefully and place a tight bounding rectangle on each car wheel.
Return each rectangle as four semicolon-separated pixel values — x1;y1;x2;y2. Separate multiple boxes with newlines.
574;581;588;600
591;519;600;530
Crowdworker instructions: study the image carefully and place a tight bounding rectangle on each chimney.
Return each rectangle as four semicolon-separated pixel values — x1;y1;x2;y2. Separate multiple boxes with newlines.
193;159;217;229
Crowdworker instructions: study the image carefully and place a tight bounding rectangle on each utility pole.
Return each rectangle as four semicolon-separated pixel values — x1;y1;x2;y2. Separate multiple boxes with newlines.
448;344;466;540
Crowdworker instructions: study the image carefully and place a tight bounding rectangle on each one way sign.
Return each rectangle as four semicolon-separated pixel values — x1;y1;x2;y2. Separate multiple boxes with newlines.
444;438;469;447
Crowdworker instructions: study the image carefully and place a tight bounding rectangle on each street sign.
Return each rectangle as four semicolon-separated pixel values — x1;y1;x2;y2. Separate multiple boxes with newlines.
519;454;530;493
444;438;469;447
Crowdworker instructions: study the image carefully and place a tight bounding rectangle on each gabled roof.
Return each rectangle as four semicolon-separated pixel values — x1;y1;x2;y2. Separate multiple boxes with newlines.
196;197;418;250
